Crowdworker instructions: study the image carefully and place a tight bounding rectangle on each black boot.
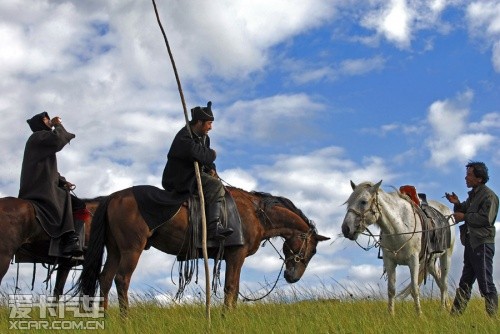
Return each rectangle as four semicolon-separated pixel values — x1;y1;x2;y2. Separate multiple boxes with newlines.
485;292;498;317
61;232;83;256
207;200;233;240
451;287;470;316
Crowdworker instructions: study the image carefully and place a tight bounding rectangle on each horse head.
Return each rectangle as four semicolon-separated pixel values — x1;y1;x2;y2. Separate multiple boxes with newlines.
255;191;330;284
341;180;382;240
282;226;330;283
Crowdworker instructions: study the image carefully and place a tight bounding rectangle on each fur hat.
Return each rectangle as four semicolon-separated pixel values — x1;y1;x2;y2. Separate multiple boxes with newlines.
27;112;51;132
191;101;214;122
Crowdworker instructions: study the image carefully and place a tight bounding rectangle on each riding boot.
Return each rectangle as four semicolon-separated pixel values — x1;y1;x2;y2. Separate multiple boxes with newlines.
485;292;498;317
450;287;471;316
207;200;233;240
61;231;83;256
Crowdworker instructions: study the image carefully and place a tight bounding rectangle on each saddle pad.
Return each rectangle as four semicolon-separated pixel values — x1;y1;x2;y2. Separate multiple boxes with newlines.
132;185;184;231
420;204;451;254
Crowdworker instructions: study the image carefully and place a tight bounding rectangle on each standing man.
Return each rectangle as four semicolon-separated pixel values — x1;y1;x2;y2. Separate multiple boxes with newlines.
445;161;499;317
19;112;82;256
162;101;233;240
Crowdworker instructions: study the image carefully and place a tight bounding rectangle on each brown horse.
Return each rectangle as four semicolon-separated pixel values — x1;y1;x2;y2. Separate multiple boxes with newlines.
0;196;101;296
76;186;330;316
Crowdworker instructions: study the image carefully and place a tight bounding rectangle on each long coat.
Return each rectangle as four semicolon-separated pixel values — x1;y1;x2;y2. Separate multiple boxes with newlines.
19;124;76;237
161;126;216;199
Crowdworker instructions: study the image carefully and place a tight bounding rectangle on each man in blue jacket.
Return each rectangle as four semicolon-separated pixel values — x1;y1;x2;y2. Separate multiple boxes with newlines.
446;161;499;317
162;101;233;240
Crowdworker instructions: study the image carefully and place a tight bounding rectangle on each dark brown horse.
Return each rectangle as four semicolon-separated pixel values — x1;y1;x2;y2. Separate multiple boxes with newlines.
76;186;330;316
0;196;101;296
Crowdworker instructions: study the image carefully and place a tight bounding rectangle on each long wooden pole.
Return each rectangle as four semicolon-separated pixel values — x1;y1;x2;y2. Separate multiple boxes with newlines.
151;0;211;322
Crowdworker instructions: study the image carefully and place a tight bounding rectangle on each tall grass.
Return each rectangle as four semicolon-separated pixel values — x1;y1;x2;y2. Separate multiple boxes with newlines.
1;286;498;333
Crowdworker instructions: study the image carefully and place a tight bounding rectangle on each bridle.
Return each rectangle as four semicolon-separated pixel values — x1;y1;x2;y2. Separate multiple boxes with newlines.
284;229;314;264
346;190;381;234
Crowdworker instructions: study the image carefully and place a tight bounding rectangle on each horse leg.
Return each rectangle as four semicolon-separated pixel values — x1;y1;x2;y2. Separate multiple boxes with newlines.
408;255;422;315
99;237;120;311
438;251;452;309
114;250;143;318
384;259;397;315
0;253;13;285
54;264;72;299
222;248;246;311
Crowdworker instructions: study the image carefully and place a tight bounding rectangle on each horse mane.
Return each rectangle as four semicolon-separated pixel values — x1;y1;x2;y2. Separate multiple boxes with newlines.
251;191;317;231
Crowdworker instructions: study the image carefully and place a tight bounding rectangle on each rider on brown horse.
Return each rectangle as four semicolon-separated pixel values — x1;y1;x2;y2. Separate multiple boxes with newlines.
18;112;83;256
161;101;233;240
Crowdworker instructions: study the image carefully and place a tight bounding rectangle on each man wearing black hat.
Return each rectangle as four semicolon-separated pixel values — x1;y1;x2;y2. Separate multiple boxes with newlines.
19;112;82;256
162;101;233;240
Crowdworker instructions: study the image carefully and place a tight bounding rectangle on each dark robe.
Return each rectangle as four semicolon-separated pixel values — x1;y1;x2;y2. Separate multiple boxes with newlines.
18;123;76;238
161;126;216;199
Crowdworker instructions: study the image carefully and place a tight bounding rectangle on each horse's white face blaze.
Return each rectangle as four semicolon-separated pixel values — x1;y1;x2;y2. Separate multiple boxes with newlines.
283;231;318;283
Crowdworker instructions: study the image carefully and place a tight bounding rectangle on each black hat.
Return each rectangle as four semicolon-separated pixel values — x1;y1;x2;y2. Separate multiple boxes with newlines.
191;101;214;122
27;112;51;132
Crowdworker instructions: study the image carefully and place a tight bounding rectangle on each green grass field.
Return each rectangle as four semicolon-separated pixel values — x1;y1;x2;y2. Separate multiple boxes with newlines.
1;295;499;333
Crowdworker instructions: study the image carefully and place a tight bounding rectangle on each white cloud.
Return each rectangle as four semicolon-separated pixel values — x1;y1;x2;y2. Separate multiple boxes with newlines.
217;94;324;143
493;41;500;72
426;90;496;166
358;0;454;49
466;1;500;72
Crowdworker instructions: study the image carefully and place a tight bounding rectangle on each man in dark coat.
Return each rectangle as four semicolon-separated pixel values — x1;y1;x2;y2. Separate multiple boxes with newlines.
162;101;233;240
446;161;499;317
19;112;82;256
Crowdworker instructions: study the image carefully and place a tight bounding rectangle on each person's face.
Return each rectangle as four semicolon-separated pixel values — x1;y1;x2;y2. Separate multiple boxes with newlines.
194;120;212;136
465;166;482;188
42;116;52;128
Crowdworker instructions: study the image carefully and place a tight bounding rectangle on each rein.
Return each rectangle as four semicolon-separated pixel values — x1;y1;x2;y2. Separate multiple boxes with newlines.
220;178;313;302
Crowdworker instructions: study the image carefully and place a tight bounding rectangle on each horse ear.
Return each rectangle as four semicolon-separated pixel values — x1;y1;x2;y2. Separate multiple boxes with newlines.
316;234;331;242
373;180;383;192
350;180;356;190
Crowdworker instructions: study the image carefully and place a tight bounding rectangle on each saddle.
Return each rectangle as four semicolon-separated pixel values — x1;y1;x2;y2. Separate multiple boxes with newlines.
188;190;244;250
14;208;89;265
399;185;451;258
132;185;244;252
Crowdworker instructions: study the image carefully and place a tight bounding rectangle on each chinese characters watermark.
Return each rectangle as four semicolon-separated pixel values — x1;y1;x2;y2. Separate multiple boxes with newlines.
8;294;105;330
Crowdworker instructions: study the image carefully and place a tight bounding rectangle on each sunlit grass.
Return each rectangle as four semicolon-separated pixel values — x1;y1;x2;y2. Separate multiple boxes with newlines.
1;286;499;333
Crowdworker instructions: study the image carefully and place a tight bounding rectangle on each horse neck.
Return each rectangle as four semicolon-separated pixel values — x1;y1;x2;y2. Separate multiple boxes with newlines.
261;207;309;240
376;192;419;236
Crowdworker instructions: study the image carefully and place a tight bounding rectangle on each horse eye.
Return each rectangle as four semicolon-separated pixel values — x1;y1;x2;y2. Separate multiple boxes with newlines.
360;200;368;206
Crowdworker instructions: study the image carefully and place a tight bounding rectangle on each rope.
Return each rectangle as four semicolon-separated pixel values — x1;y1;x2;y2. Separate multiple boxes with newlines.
359;214;457;238
239;238;285;302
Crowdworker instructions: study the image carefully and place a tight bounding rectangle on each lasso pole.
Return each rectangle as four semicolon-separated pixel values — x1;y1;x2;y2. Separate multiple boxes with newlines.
151;0;211;322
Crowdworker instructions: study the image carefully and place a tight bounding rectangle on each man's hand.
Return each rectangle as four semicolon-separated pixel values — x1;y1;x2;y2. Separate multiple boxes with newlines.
445;192;459;204
453;212;465;222
64;181;75;191
51;116;62;126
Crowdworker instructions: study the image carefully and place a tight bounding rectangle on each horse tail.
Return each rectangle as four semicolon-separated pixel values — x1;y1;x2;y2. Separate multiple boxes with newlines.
76;195;111;298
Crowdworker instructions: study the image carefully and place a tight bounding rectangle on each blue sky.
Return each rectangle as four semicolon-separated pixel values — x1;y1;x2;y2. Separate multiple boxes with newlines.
1;1;499;303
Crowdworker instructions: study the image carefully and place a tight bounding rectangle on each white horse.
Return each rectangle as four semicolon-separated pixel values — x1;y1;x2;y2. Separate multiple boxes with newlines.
341;181;455;315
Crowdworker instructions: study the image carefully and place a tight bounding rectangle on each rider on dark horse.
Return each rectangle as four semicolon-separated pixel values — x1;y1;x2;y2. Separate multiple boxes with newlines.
19;112;84;257
161;101;233;241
